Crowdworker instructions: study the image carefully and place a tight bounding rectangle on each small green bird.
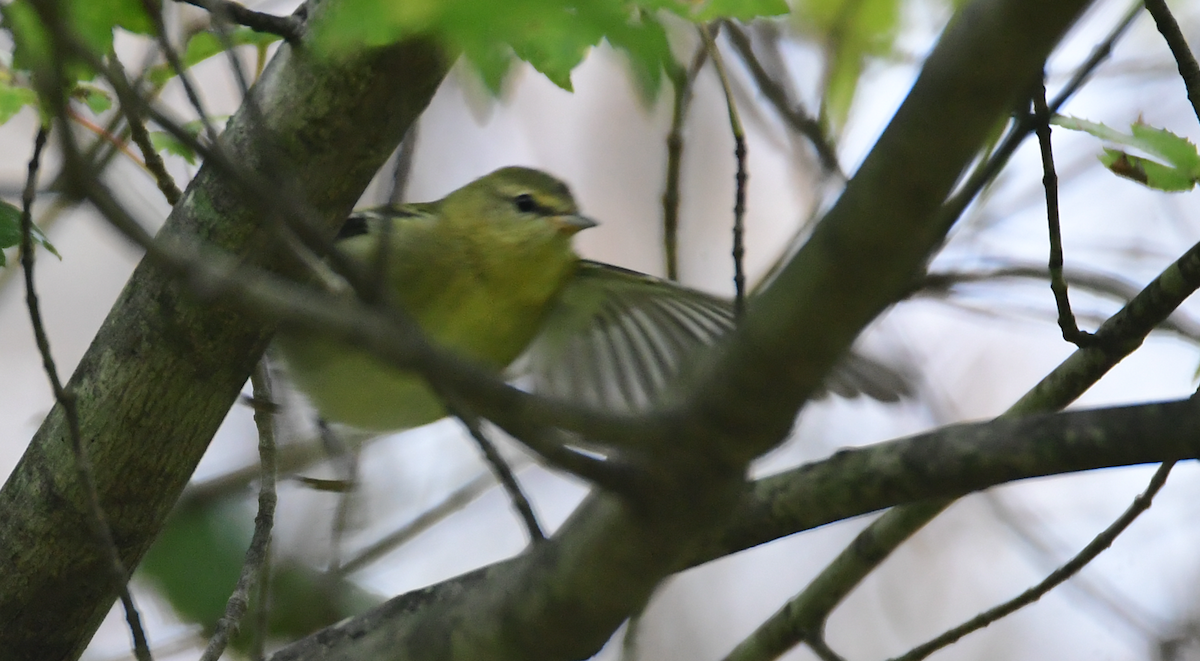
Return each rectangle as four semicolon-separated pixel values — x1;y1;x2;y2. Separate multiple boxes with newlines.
275;167;908;431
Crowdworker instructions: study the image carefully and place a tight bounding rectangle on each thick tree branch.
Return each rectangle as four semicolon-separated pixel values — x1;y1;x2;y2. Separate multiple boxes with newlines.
686;0;1094;466
713;399;1199;561
266;0;1097;659
0;15;450;661
272;395;1200;661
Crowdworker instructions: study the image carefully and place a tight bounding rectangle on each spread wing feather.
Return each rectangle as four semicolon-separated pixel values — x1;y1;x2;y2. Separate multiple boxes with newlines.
514;260;912;411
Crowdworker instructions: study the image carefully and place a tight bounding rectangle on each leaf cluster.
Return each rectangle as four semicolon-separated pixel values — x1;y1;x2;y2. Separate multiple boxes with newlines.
314;0;787;97
1055;115;1200;191
0;199;59;267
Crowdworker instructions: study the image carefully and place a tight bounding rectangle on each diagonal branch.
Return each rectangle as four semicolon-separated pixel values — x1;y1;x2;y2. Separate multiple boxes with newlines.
0;10;451;659
267;1;1098;659
272;394;1200;661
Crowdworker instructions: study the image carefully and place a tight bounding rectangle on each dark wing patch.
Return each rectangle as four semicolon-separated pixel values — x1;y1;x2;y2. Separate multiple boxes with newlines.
339;204;435;240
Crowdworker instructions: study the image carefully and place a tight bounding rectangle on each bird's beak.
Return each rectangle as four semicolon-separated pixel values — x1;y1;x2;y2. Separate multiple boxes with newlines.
552;214;598;235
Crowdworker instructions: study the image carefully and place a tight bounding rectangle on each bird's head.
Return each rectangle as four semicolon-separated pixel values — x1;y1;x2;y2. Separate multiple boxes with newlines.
439;167;598;243
332;167;597;297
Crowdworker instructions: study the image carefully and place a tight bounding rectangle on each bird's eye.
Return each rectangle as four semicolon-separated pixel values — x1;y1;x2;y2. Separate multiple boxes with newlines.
514;193;536;213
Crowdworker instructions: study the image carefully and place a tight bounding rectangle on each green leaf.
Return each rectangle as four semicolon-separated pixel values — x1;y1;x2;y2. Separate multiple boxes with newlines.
1130;122;1200;174
461;40;517;94
691;0;789;22
507;10;600;91
71;0;155;53
150;130;198;165
314;0;445;51
1100;148;1197;192
795;0;901;132
4;0;153;85
0;80;38;125
0;198;60;267
4;2;54;77
148;28;283;86
606;10;672;102
1054;116;1200;192
74;83;113;114
0;200;21;260
822;52;864;133
315;0;678;94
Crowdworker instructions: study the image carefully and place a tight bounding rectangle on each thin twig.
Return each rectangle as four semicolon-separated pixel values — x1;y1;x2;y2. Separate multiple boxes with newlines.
205;3;254;101
939;0;1142;236
1144;0;1200;124
807;635;849;661
199;362;278;661
317;419;360;573
388;121;419;204
21;127;154;661
63;29;649;487
93;50;377;295
720;12;1174;652
888;461;1176;661
176;0;304;43
917;264;1200;344
141;0;221;146
723;21;840;173
700;24;749;317
453;409;546;543
250;544;271;661
335;472;497;576
112;59;183;205
67;107;148;170
983;492;1163;639
1033;78;1092;346
662;44;708;281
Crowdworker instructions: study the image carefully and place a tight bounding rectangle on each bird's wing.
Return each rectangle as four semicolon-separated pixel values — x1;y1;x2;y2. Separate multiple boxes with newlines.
513;260;913;412
339;202;439;240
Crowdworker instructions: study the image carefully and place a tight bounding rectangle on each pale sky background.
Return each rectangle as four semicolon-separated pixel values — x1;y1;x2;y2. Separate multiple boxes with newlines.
3;1;1200;660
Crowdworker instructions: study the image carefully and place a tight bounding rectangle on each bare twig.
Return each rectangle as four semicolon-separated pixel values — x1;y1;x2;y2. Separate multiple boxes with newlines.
662;44;708;281
721;195;1200;661
93;50;383;295
388;121;419;204
251;544;271;661
317;420;360;573
141;0;221;145
723;22;840;173
888;461;1175;661
212;20;255;101
112;59;183;205
983;493;1163;639
1032;78;1092;346
21;127;154;661
67;107;148;169
918;264;1200;344
1144;0;1200;124
452;409;546;544
939;1;1142;236
176;0;304;43
807;635;849;661
700;24;749;317
336;472;497;576
200;362;278;661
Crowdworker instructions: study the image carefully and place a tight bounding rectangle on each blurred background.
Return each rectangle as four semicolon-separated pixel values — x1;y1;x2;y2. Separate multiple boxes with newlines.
3;0;1200;659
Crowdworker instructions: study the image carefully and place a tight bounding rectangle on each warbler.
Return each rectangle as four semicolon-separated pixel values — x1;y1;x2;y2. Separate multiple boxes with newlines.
274;167;909;431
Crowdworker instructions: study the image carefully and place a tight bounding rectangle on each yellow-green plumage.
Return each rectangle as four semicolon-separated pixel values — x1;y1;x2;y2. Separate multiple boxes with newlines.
275;167;591;430
275;166;911;432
